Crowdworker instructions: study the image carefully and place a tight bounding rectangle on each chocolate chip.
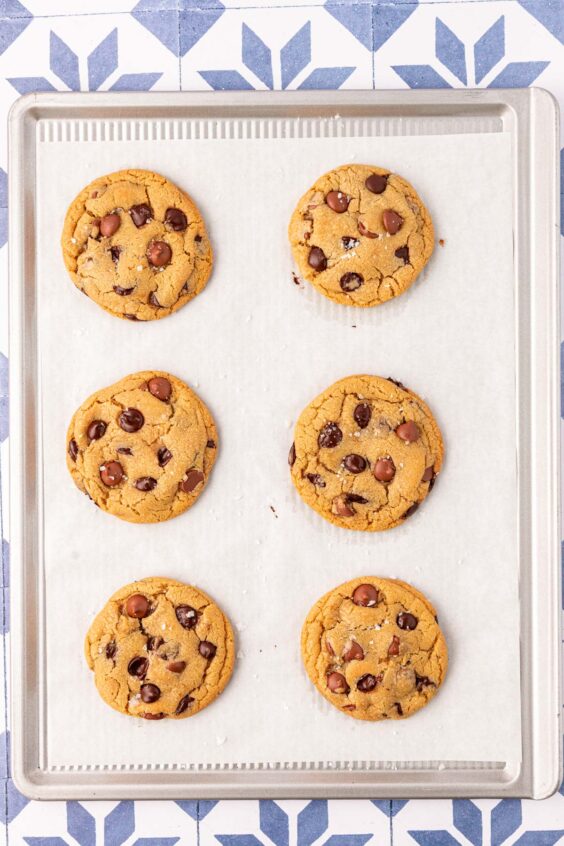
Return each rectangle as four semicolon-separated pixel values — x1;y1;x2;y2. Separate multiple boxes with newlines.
332;494;355;517
403;502;419;519
395;246;409;263
147;636;163;651
306;473;326;487
126;594;149;618
358;220;378;238
288;443;296;467
343;454;366;474
395;702;404;716
87;420;107;441
326;639;335;656
147;241;172;267
326;190;350;213
143;712;166;720
352;583;378;607
199;641;217;660
343;704;356;711
308;246;327;271
110;246;121;264
117;447;133;455
100;461;123;487
100;213;121;237
148;376;171;401
353;403;371;429
149;292;161;308
415;674;435;692
387;377;406;389
105;642;116;659
141;683;161;703
347;493;368;504
119;408;144;433
194;234;202;243
176;605;197;629
130;203;152;227
343;641;364;662
395;421;420;443
397;612;418;630
165;207;187;231
157;447;172;467
68;439;78;461
175;694;194;715
422;466;434;482
340;272;363;292
374;457;395;482
357;673;379;692
327;671;349;694
128;656;149;679
135;476;157;492
342;236;359;250
179;468;204;493
388;635;400;657
124;313;138;321
383;210;403;234
207;439;216;448
365;173;388;194
318;422;342;448
167;660;186;673
113;285;135;296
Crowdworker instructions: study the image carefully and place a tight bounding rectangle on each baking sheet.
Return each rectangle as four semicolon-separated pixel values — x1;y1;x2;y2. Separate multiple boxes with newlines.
36;129;519;769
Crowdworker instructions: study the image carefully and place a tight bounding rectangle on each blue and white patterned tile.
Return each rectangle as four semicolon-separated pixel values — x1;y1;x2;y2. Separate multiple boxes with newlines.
199;798;390;846
0;11;180;97
23;0;139;14
392;797;564;845
181;7;372;91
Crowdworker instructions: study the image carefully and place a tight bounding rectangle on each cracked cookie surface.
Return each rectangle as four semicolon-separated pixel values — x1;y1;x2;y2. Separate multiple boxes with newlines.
288;164;434;307
301;576;447;721
85;577;235;720
62;169;213;321
67;370;217;523
289;375;444;531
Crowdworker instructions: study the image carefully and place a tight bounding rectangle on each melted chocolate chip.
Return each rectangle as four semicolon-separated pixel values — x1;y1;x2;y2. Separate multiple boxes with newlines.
148;376;171;401
119;408;144;433
179;468;204;493
195;234;202;242
352;583;378;607
105;642;116;659
383;210;403;234
326;190;350;213
343;641;364;662
87;420;107;441
100;461;123;487
308;246;327;271
207;439;216;448
342;236;359;250
167;660;186;673
110;246;121;264
117;447;133;455
343;454;367;473
387;377;406;389
128;657;149;679
347;493;368;504
306;473;326;487
157;447;173;467
68;439;78;461
100;213;121;237
126;594;149;618
395;246;409;263
130;203;152;227
135;476;157;492
141;683;161;703
199;641;217;660
357;673;379;692
164;207;187;231
388;635;400;656
340;272;363;292
395;702;404;716
288;443;296;467
374;457;395;482
327;671;349;694
318;422;342;448
149;292;161;307
143;712;166;720
422;466;434;482
397;612;418;630
176;605;197;629
175;694;194;715
147;636;163;651
415;674;435;692
147;241;172;268
354;402;371;429
395;421;420;443
113;285;135;296
358;220;378;238
365;173;388;194
403;502;419;519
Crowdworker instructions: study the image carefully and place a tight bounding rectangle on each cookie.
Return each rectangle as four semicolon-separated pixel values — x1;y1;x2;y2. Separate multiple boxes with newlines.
289;164;434;307
85;577;235;720
289;375;443;531
62;169;212;321
301;577;447;721
67;370;217;523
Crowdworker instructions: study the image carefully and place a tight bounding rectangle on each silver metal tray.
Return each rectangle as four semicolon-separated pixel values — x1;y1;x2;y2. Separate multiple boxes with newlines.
8;89;561;800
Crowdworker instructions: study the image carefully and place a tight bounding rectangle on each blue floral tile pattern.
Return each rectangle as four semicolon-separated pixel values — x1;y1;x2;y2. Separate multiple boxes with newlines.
0;0;563;843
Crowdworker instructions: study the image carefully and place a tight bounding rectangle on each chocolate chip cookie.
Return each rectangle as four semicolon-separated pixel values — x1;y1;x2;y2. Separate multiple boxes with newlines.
289;375;443;531
302;577;447;721
67;371;217;523
85;577;235;720
62;169;212;320
289;164;434;307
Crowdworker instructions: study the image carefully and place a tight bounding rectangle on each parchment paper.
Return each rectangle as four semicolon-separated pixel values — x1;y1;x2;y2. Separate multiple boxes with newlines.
36;128;519;769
